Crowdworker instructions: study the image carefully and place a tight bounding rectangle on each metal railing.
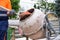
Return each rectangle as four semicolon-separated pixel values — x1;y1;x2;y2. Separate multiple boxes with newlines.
45;12;60;40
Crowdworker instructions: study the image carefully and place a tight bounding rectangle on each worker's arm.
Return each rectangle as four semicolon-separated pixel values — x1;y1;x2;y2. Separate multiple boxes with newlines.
0;6;15;16
6;0;12;16
0;0;14;16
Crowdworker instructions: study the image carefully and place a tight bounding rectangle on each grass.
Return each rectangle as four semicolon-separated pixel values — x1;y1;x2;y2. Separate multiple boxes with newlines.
7;27;15;40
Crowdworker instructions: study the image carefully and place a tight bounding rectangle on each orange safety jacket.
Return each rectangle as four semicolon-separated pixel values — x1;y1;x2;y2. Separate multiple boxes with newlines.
0;0;12;10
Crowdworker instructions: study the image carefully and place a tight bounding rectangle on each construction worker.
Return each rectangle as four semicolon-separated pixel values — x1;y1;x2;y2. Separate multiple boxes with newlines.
0;0;12;40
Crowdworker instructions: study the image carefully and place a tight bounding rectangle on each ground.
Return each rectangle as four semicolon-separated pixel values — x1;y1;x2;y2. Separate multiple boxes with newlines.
15;35;60;40
15;37;46;40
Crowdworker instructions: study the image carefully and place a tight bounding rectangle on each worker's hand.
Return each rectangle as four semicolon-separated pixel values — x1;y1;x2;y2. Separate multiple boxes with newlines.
7;11;11;16
7;10;16;16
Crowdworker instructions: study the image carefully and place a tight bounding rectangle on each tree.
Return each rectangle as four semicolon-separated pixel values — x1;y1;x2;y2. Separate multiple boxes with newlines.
34;0;55;11
9;0;20;19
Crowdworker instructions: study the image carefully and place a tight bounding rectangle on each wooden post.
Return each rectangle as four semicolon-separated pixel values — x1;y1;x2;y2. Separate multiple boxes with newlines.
11;28;15;40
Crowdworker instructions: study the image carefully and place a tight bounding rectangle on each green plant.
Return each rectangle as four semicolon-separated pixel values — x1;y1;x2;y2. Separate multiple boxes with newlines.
34;0;55;11
7;27;15;40
9;0;20;19
10;0;20;12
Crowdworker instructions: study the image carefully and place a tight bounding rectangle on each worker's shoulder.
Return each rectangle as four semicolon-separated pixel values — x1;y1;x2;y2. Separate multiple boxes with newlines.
0;0;10;3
